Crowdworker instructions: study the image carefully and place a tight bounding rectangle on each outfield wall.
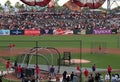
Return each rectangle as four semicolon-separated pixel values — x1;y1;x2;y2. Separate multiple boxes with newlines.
0;28;119;36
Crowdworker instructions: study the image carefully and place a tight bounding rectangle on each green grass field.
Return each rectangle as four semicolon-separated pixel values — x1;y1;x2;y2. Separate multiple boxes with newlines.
0;35;120;82
0;35;119;48
0;35;120;68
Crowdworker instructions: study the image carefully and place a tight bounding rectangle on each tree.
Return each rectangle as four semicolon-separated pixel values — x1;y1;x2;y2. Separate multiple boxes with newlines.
15;2;21;9
19;4;25;9
9;5;14;12
15;2;25;11
4;0;12;12
5;0;11;7
0;3;3;12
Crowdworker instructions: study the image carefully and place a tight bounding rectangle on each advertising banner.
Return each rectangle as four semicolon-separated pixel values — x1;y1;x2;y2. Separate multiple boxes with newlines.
54;29;65;35
10;30;24;35
24;30;40;36
64;30;73;35
0;30;10;35
54;29;73;35
81;29;86;35
93;29;111;34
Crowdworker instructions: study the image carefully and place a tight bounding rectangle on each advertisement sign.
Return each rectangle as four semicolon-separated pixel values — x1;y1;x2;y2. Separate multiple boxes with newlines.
93;29;111;34
54;29;73;35
64;30;73;35
0;30;10;35
10;30;24;35
24;30;40;36
54;29;65;35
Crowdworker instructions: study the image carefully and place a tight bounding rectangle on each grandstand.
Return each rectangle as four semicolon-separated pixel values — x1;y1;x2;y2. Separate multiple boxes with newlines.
0;0;119;35
0;6;120;35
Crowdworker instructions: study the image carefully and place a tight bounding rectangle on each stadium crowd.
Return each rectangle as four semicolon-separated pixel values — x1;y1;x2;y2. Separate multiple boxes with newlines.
0;8;120;34
0;6;120;82
4;59;120;82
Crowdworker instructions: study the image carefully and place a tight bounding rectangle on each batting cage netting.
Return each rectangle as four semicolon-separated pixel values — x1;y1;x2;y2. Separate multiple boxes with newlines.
91;41;107;54
0;40;82;78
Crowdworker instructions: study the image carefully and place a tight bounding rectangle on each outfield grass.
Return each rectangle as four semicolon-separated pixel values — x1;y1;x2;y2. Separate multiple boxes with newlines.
0;35;120;82
81;53;120;69
0;35;119;48
0;35;120;69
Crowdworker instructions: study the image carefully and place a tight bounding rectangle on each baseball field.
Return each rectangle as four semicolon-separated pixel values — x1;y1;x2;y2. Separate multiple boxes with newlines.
0;34;120;82
0;34;120;69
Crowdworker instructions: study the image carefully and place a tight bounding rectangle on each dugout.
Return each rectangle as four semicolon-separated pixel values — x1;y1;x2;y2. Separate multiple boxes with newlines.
91;41;107;54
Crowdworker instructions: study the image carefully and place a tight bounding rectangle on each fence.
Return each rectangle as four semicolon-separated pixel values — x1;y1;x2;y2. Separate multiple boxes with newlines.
91;41;107;54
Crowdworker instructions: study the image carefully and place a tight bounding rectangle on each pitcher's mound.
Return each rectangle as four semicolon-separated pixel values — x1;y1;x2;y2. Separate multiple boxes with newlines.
64;59;90;64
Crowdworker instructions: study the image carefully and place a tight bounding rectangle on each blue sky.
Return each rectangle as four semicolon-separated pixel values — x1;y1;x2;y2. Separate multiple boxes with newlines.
0;0;120;9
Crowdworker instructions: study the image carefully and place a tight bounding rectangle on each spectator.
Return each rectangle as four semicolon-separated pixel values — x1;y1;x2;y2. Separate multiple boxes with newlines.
56;75;60;82
66;75;70;82
0;78;2;82
35;64;40;82
75;65;81;79
114;74;119;82
21;73;26;82
70;71;74;81
84;68;89;82
95;73;101;82
76;65;81;72
99;75;104;82
107;65;112;78
0;9;120;33
17;65;22;78
105;73;110;82
62;71;67;82
88;73;94;82
92;64;96;78
92;64;96;72
49;65;55;78
73;73;79;82
111;74;116;82
6;59;11;74
14;60;18;75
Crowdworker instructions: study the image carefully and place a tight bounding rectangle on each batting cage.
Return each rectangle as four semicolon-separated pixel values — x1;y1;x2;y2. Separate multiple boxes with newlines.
91;41;107;54
0;40;82;81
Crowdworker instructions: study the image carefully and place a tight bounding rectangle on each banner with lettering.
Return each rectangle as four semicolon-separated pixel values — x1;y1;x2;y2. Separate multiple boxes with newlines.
0;30;10;35
10;30;24;35
93;29;111;34
54;29;73;35
24;30;40;36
